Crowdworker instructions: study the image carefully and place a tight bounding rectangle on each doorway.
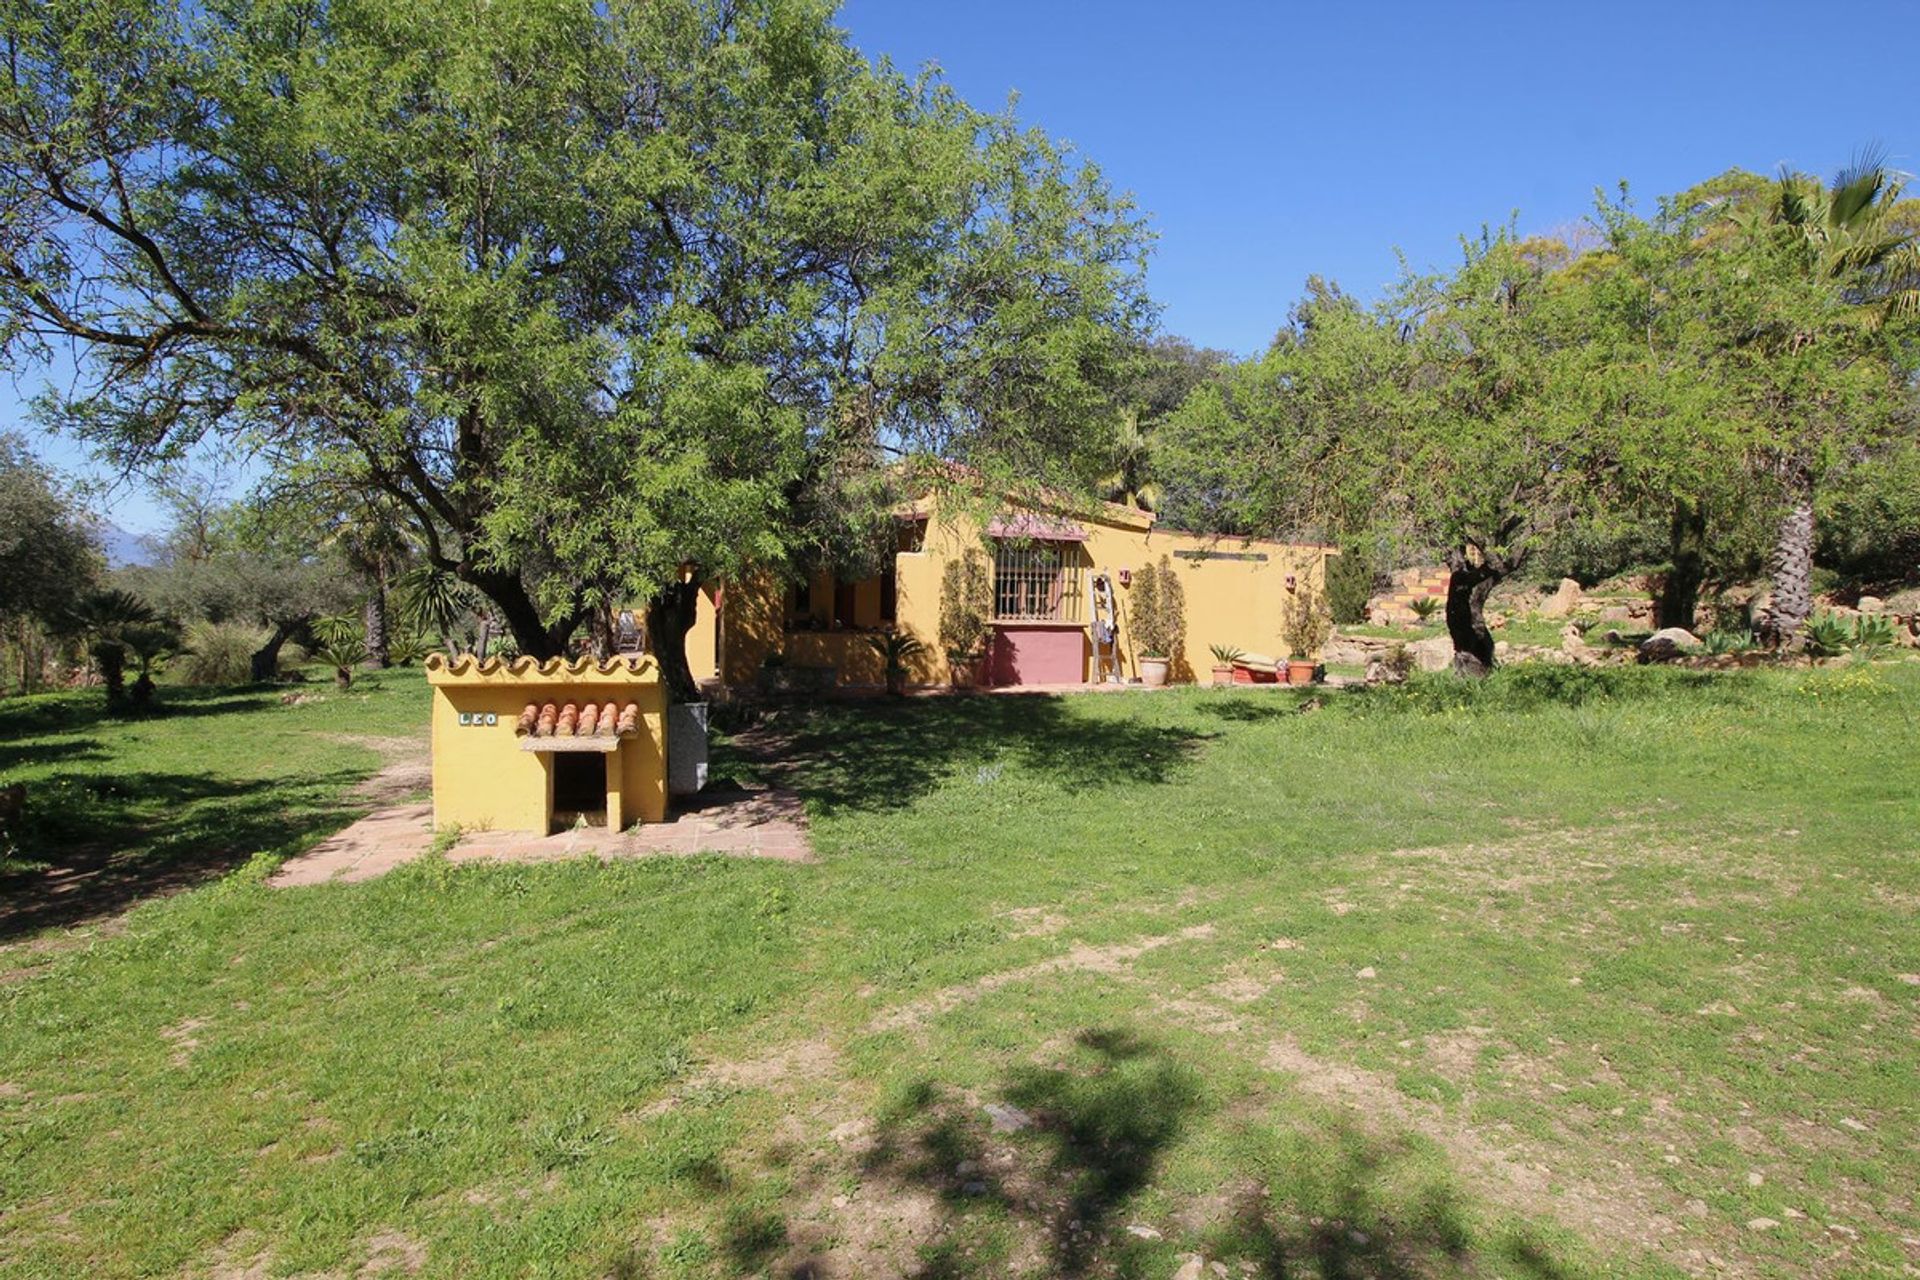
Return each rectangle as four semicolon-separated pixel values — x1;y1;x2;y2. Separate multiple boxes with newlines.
550;753;608;832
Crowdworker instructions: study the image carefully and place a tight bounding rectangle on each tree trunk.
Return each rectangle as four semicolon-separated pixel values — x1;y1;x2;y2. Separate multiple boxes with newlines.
1657;498;1707;632
1756;468;1815;649
646;577;702;705
461;564;574;660
1442;555;1500;678
363;573;391;669
249;619;298;683
93;643;127;708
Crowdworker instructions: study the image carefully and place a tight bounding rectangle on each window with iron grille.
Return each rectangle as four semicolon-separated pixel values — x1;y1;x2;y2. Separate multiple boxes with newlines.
992;540;1084;622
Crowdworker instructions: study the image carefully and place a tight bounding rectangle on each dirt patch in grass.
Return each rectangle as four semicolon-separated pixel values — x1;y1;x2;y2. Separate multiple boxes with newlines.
1258;1037;1716;1275
869;924;1215;1033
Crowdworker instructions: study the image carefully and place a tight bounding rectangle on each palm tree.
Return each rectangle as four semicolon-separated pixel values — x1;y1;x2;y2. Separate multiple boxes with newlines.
1738;154;1920;647
122;621;180;708
320;494;419;669
1101;411;1161;512
67;589;157;710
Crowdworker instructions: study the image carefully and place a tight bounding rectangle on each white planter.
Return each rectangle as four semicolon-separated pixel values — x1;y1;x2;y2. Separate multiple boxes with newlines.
1139;657;1171;688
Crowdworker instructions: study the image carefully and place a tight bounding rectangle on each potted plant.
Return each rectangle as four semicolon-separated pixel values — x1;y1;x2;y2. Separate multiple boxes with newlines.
1129;556;1185;688
1208;643;1243;686
866;630;925;696
939;549;992;688
1281;583;1332;685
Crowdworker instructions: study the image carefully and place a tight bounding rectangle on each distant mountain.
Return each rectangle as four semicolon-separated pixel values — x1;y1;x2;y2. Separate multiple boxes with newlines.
101;523;157;569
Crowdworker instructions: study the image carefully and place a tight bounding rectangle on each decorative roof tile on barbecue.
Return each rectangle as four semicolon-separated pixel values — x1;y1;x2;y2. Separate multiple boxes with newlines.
515;700;644;737
426;653;657;680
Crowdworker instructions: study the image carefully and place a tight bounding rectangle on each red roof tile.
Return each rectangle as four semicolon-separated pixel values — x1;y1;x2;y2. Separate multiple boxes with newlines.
516;701;643;738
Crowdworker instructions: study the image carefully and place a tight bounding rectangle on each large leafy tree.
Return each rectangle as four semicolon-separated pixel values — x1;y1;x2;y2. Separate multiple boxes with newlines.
0;0;1150;699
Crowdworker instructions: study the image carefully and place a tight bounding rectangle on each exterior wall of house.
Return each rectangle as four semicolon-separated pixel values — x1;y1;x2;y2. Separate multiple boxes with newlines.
425;654;669;832
685;496;1333;691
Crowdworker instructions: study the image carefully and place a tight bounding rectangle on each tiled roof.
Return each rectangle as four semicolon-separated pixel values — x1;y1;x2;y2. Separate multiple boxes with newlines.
427;654;654;678
516;701;644;738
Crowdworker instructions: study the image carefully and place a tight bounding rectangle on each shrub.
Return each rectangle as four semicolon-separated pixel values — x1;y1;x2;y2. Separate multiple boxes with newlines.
1281;584;1333;659
1408;595;1441;623
179;620;269;686
1130;555;1185;659
1323;543;1378;625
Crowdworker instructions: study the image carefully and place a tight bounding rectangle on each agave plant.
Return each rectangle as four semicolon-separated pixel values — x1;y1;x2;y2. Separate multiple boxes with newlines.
1208;643;1245;665
1803;613;1853;658
1851;614;1896;654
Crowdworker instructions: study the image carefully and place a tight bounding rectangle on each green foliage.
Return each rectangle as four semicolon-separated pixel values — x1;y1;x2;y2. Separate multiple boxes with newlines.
865;630;926;672
1128;556;1185;659
0;434;101;692
1208;643;1245;665
938;549;993;666
1408;595;1441;623
179;621;268;686
1323;544;1377;625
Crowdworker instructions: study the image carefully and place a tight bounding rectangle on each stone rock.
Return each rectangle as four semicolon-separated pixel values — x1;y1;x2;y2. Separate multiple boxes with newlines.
983;1103;1033;1133
1638;627;1702;664
1493;640;1511;658
1599;604;1634;622
1355;967;1377;979
1540;577;1583;618
1746;1217;1780;1231
1126;1225;1163;1241
1173;1257;1208;1280
1857;595;1885;613
1409;635;1454;673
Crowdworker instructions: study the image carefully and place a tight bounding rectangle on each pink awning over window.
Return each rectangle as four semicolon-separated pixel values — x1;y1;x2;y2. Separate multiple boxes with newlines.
985;513;1088;542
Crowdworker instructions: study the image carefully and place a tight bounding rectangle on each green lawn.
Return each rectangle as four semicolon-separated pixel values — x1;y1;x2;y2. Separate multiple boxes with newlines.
2;663;1917;1278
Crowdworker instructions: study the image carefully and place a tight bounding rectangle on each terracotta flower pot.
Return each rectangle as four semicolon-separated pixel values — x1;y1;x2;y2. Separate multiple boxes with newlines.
1286;659;1317;685
1210;663;1233;687
1140;657;1171;688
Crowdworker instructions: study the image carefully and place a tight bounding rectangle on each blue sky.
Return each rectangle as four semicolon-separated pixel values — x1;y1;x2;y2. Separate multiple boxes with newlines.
14;0;1918;534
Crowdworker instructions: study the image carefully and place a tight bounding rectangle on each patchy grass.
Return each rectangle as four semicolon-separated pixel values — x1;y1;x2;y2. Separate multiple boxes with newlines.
1;663;1917;1278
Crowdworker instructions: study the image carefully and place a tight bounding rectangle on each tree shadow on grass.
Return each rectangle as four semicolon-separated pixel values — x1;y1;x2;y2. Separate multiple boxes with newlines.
0;736;108;774
764;697;1217;816
0;766;365;940
0;687;282;740
771;1029;1606;1280
847;1027;1201;1279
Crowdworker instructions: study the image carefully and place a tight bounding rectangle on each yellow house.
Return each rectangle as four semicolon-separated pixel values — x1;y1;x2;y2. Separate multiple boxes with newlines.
424;653;669;833
682;492;1334;692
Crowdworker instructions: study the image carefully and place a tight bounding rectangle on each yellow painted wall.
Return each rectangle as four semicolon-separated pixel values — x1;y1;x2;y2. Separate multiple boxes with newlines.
424;655;668;833
694;497;1333;689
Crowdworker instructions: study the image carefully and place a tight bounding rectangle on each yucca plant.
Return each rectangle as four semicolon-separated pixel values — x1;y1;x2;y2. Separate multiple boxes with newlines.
1208;643;1245;665
1408;595;1441;624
